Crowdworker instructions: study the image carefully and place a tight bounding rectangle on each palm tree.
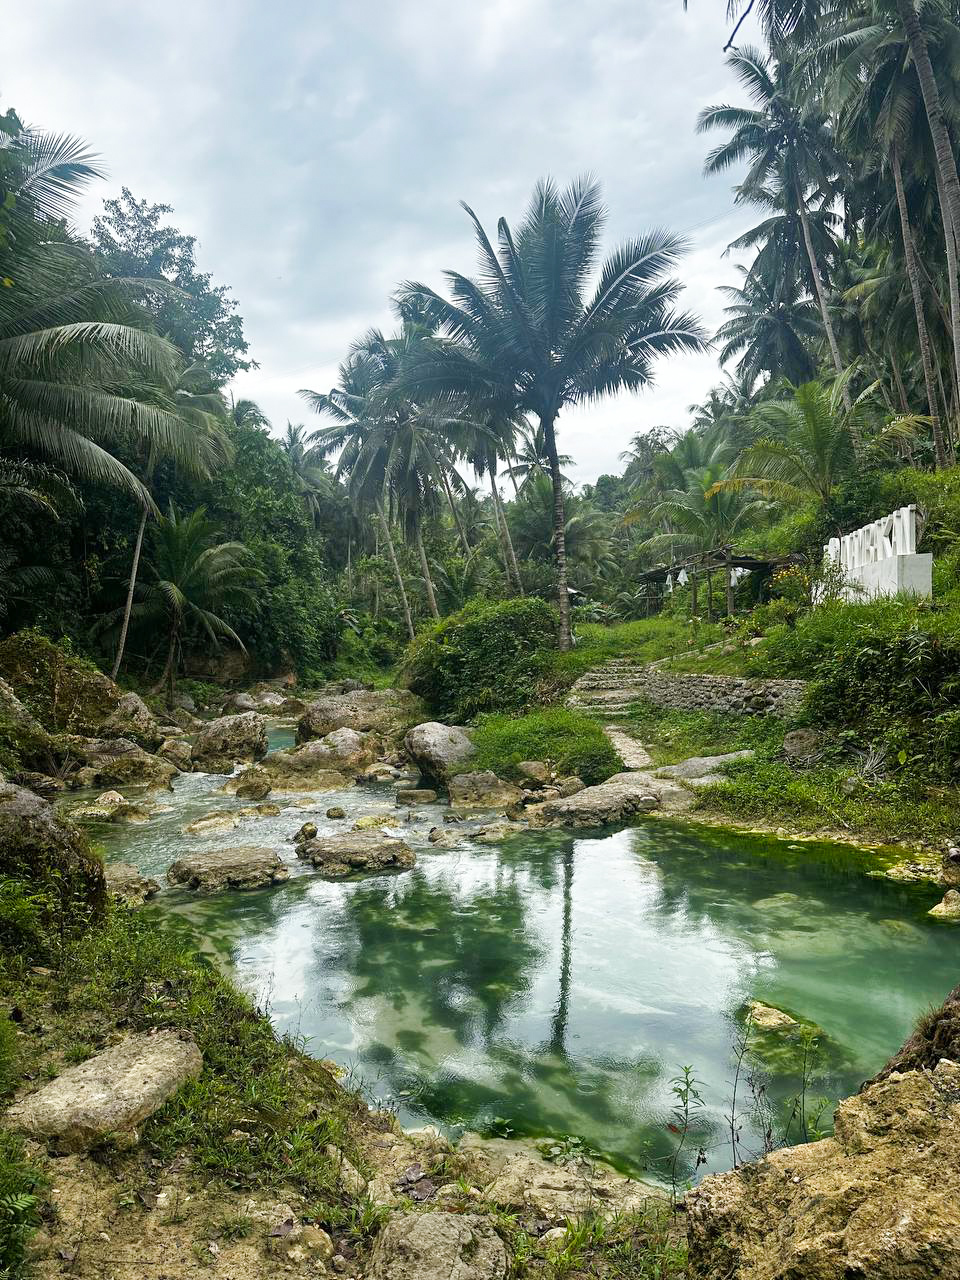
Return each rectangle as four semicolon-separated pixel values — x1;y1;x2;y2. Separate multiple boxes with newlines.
699;47;852;408
280;422;334;522
396;176;705;649
508;474;615;579
127;504;262;708
709;378;915;514
507;424;574;488
714;264;820;383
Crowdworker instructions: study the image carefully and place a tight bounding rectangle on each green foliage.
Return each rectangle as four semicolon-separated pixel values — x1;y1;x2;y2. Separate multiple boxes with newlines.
0;629;108;735
464;707;622;785
0;1130;45;1280
623;700;784;767
404;597;559;720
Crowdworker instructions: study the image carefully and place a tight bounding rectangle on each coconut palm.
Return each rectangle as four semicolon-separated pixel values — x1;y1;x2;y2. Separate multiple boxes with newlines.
124;504;262;708
699;47;852;407
714;264;821;384
280;422;334;522
508;474;615;579
396;176;705;649
507;424;574;489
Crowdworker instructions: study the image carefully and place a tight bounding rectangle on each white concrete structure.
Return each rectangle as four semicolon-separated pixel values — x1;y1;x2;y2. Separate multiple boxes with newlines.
819;505;932;602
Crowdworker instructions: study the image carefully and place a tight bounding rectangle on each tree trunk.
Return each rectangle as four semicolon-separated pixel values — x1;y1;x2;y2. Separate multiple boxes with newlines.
160;621;178;712
377;501;415;641
892;145;948;468
548;846;573;1058
490;471;524;596
373;527;380;621
798;201;853;416
935;163;960;457
690;570;699;617
891;350;911;414
440;468;470;554
346;535;353;599
897;0;960;257
506;459;521;498
540;411;572;651
111;501;149;680
415;520;440;620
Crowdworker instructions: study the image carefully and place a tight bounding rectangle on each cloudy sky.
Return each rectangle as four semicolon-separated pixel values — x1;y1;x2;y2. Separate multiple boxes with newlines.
6;0;756;485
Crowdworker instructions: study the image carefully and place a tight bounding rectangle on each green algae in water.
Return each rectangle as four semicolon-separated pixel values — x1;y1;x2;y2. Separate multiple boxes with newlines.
109;767;956;1185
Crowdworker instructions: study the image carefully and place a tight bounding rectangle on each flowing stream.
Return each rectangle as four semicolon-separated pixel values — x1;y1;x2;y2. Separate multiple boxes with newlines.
82;723;956;1185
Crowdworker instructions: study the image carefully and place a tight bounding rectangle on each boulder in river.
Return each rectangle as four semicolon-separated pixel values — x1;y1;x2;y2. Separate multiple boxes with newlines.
221;764;272;800
297;688;423;743
296;829;415;878
0;781;106;915
366;1211;508;1280
55;736;177;791
929;888;960;921
403;721;476;781
104;861;160;905
5;1030;202;1152
685;1058;960;1280
191;712;267;772
70;790;149;824
223;691;257;713
166;846;289;893
157;736;193;771
395;788;438;805
260;739;357;791
103;692;163;750
539;770;694;825
448;771;522;812
654;750;753;780
517;760;551;784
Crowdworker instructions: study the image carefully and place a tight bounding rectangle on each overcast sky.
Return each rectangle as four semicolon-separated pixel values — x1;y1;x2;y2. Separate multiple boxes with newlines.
6;0;757;485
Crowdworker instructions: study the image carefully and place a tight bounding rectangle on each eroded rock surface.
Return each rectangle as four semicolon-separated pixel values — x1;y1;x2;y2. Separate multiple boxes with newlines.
296;829;415;878
5;1030;202;1151
0;781;106;912
930;888;960;921
367;1211;508;1280
166;846;289;893
297;688;423;743
191;712;267;772
103;692;162;750
539;770;694;825
655;750;753;780
403;721;475;781
56;736;176;791
685;1059;960;1280
448;771;522;812
104;861;160;905
260;730;373;790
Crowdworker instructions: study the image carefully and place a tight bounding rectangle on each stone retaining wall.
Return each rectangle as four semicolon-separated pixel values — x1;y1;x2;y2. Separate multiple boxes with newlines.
621;672;806;718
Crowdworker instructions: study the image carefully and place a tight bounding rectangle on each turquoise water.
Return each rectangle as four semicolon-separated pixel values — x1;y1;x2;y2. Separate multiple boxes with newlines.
87;742;956;1185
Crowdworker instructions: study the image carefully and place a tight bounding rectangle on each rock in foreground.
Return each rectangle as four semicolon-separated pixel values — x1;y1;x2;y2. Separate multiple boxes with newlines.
448;770;522;812
0;781;106;913
191;712;268;772
403;721;475;781
166;846;289;893
296;829;415;878
539;770;694;825
685;1059;960;1279
367;1211;508;1280
5;1030;202;1151
104;861;160;905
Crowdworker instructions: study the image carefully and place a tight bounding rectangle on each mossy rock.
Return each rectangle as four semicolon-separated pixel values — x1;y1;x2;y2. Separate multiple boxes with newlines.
736;1000;830;1075
0;782;105;956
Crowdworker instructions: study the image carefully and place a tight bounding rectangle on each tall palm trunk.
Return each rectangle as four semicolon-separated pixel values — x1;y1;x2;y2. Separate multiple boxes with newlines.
376;500;415;642
892;145;948;468
111;501;149;680
440;468;470;554
414;519;440;620
541;411;572;651
489;471;523;595
897;0;960;253
798;201;853;416
373;527;380;621
159;620;178;711
890;349;910;414
935;165;960;454
346;535;353;599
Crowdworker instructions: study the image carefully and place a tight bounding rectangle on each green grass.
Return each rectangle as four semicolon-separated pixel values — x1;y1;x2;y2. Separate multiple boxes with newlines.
654;644;753;676
547;617;723;694
491;1203;687;1279
622;700;784;767
461;707;622;785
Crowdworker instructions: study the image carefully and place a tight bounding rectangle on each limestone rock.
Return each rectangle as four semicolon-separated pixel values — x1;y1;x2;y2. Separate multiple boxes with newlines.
296;829;415;878
685;1060;960;1280
929;888;960;921
403;721;475;781
0;781;106;914
367;1211;508;1280
557;776;585;797
517;760;551;784
55;736;176;791
782;728;823;765
191;712;267;772
866;981;960;1084
0;677;52;764
259;735;366;790
448;771;523;813
942;846;960;887
224;691;257;712
467;1141;658;1224
166;846;289;893
103;692;162;750
295;821;319;841
746;1001;797;1031
540;770;694;826
221;764;273;801
654;750;753;780
353;813;394;830
325;807;345;820
471;821;527;845
157;737;192;771
396;788;438;805
4;1030;202;1151
297;688;423;743
70;790;149;824
104;861;160;905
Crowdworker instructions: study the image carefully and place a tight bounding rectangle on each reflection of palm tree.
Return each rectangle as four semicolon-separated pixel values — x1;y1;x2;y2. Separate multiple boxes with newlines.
548;845;574;1058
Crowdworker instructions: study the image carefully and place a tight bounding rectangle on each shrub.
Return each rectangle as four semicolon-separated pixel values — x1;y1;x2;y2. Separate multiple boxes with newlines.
463;708;621;785
0;1130;45;1280
404;598;559;721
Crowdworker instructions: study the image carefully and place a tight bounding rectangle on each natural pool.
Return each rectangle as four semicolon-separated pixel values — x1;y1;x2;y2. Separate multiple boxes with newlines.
88;729;956;1185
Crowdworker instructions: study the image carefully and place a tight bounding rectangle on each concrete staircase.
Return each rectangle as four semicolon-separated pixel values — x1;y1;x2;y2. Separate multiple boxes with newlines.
566;660;650;716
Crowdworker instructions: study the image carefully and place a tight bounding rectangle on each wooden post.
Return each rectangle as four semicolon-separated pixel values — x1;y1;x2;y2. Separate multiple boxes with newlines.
690;569;699;617
725;550;735;617
706;566;713;621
